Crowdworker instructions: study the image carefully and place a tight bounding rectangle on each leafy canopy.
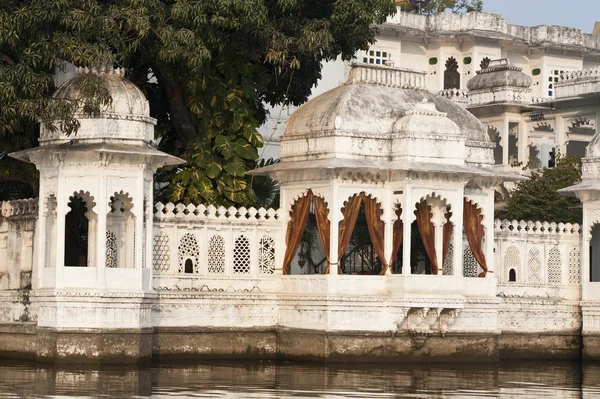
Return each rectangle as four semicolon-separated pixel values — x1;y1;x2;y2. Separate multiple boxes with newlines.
498;155;582;224
0;0;396;205
416;0;483;14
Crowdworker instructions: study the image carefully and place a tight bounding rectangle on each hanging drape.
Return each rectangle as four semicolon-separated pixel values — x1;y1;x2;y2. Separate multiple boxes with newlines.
282;191;314;275
336;194;364;274
390;208;404;273
442;206;453;270
415;201;438;275
363;195;388;275
463;199;489;278
313;195;331;273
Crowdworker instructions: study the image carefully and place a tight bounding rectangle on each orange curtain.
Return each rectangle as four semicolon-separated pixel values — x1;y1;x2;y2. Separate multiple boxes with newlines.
390;207;404;273
337;194;364;274
313;196;331;274
463;199;489;278
442;206;453;270
282;191;314;275
363;196;388;275
415;201;438;275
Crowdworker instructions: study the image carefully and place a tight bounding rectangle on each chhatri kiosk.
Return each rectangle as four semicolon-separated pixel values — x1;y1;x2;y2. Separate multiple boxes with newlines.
253;63;518;288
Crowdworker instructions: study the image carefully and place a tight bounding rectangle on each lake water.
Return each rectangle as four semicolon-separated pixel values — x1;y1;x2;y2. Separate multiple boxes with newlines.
0;360;599;398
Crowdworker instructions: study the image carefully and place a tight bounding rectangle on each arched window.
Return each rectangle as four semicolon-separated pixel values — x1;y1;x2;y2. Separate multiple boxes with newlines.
509;269;517;282
444;57;460;90
65;192;96;267
480;57;491;70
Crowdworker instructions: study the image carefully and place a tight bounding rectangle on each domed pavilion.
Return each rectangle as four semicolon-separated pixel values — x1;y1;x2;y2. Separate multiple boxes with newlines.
252;64;520;293
11;67;183;292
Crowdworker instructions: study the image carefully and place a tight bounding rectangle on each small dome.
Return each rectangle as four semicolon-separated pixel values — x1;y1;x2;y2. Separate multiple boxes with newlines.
53;67;149;117
40;67;156;145
467;59;532;91
393;100;460;136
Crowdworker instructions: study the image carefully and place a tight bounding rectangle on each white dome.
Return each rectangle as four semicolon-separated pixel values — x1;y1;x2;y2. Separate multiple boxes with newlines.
40;67;156;145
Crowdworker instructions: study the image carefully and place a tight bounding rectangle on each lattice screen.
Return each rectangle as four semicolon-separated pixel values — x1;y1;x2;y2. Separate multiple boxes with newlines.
547;247;562;284
153;232;171;273
208;235;225;274
463;244;478;277
258;236;276;275
233;235;251;274
106;231;118;268
443;240;454;276
503;246;521;283
527;248;542;284
568;247;581;284
178;233;199;274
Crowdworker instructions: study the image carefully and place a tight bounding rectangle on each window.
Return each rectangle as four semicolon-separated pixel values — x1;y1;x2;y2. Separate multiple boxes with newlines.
363;50;391;66
429;57;438;65
463;57;472;65
509;269;517;282
532;68;541;76
480;57;491;70
547;69;565;97
444;57;460;89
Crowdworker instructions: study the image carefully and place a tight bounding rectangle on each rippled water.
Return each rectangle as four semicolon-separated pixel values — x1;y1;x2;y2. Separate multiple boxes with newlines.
0;360;598;398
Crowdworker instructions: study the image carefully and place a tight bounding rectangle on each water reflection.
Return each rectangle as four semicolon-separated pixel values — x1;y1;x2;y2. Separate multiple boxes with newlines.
0;360;598;398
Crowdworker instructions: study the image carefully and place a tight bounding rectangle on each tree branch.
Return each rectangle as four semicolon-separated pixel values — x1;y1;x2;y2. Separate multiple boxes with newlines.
0;51;15;66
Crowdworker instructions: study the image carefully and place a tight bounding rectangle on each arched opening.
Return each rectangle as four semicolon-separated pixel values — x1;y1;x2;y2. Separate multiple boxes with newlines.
444;57;460;90
184;259;193;274
509;269;517;282
590;224;600;282
107;191;135;268
413;196;452;275
64;192;96;267
283;191;330;275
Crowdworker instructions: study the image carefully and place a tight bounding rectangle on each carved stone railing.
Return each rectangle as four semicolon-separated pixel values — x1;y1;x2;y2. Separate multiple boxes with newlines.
494;219;581;300
152;202;285;289
438;89;469;107
556;67;600;99
0;199;38;290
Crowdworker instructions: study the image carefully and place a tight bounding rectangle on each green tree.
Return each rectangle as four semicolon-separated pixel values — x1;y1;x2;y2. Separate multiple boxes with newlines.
417;0;483;14
0;0;395;205
497;155;583;224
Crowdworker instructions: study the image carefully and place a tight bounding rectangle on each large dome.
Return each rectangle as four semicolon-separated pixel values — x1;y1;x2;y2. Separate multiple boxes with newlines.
39;67;156;145
280;64;493;166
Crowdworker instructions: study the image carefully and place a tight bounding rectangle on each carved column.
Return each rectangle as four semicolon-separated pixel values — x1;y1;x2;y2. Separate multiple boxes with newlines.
502;116;510;166
402;185;412;275
96;177;108;290
452;192;464;278
54;181;66;289
383;189;394;275
329;179;340;275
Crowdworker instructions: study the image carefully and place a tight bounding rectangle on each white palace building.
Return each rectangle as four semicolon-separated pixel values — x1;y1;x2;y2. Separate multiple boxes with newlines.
3;10;600;364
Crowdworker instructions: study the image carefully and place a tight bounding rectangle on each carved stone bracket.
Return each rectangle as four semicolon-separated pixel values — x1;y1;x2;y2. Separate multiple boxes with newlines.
440;308;461;336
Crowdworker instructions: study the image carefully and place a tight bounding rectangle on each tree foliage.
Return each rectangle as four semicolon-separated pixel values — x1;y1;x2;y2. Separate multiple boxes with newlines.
497;156;583;224
0;0;396;205
417;0;483;14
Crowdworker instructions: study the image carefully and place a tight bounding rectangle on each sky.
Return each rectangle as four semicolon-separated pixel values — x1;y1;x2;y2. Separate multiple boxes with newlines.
482;0;600;33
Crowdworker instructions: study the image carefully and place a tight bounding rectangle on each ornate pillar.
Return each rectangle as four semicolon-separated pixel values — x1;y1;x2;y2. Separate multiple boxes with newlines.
555;116;566;155
134;175;145;290
96;177;107;290
402;185;412;275
145;176;154;287
329;179;340;275
452;194;464;277
383;190;394;275
54;182;66;289
34;181;46;290
518;120;528;164
502;116;510;166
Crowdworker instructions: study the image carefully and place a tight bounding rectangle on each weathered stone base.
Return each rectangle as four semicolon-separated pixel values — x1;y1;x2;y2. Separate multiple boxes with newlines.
499;333;582;361
583;335;600;361
0;326;590;364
